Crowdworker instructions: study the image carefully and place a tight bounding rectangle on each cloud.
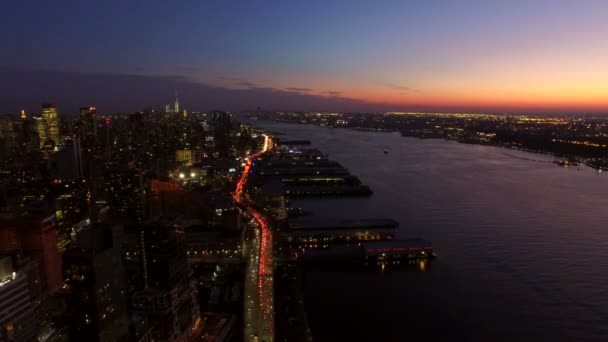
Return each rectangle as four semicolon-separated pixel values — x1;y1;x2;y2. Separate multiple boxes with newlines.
386;83;420;93
324;90;343;97
0;67;382;114
234;81;258;89
134;65;201;75
217;76;242;82
217;77;269;90
286;87;313;92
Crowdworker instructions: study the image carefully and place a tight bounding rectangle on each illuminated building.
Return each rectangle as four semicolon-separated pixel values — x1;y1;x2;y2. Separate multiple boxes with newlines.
41;103;60;148
0;256;37;342
131;223;199;342
34;116;48;148
164;93;180;114
52;183;88;251
175;149;193;164
63;224;129;341
20;109;26;120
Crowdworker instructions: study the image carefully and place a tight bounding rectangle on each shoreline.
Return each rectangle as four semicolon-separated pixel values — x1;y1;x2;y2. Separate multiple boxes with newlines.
251;118;606;172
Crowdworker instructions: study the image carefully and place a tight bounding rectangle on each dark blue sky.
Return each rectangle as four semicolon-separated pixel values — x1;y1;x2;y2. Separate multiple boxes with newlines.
2;1;607;114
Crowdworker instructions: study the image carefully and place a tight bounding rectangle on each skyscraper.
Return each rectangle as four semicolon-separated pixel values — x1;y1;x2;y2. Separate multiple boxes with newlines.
34;116;48;148
174;94;180;114
41;104;60;148
164;93;180;114
210;111;232;157
79;106;97;150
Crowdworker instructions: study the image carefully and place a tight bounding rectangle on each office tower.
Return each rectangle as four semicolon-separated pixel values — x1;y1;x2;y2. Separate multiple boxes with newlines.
163;93;180;114
0;212;62;293
41;104;60;148
132;223;199;342
210;111;232;156
34;116;48;148
63;224;129;341
0;256;37;342
79;106;97;151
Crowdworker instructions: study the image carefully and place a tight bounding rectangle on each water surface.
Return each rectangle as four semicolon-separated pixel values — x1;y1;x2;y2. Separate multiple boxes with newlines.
253;120;608;341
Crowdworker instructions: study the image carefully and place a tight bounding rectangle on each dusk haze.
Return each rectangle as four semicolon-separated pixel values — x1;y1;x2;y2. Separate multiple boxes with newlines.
2;0;608;113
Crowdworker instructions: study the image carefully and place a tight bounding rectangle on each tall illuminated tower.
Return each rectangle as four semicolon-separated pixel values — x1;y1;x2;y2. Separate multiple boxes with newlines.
35;117;48;148
174;93;180;114
41;104;59;147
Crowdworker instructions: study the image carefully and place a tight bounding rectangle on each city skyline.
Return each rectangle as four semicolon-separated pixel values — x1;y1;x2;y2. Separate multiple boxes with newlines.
3;1;608;114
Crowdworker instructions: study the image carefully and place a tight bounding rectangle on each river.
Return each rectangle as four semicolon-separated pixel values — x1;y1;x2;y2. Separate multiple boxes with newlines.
249;119;608;341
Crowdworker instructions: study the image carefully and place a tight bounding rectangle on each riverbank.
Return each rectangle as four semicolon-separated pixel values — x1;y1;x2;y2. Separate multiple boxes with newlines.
254;117;606;171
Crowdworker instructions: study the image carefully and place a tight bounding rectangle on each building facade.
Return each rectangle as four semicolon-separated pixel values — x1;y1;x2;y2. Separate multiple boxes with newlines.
63;224;129;342
0;256;37;342
131;224;199;342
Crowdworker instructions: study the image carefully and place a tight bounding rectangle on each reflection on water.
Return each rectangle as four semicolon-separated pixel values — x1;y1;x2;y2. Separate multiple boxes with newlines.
251;120;608;341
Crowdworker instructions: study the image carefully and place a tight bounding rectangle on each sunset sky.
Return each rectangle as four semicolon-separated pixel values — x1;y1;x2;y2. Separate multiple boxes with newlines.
2;0;608;113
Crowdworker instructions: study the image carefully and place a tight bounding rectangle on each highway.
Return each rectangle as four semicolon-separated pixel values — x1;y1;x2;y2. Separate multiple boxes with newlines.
235;135;275;342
